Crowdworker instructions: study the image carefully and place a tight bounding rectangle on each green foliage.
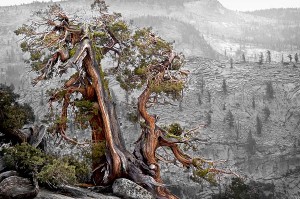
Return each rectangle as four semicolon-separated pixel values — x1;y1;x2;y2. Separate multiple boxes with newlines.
191;159;217;185
30;51;43;61
74;100;95;112
165;123;183;137
20;41;29;52
91;141;106;165
37;159;76;188
69;47;77;57
62;156;91;183
150;81;184;99
14;24;35;36
0;84;35;132
3;143;46;174
109;21;128;33
134;66;147;76
99;67;110;93
73;100;98;128
3;143;91;186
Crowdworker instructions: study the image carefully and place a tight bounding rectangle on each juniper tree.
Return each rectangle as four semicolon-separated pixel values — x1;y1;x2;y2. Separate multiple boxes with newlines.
15;1;236;198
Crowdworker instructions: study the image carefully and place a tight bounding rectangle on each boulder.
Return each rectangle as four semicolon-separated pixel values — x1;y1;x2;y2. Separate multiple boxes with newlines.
0;176;38;199
57;185;120;199
112;178;155;199
36;187;121;199
0;170;18;182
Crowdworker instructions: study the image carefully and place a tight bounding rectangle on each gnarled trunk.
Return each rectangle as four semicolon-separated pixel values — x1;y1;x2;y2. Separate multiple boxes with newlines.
78;38;178;198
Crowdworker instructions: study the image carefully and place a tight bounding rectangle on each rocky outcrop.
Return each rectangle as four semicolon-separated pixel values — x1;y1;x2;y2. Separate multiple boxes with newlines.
0;175;38;199
112;178;155;199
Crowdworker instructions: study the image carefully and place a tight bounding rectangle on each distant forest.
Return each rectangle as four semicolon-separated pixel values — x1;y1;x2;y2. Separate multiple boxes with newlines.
235;8;300;50
239;21;300;50
115;0;196;5
246;8;300;21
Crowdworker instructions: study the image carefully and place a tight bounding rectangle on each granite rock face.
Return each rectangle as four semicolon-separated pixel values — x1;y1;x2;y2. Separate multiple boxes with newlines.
112;178;155;199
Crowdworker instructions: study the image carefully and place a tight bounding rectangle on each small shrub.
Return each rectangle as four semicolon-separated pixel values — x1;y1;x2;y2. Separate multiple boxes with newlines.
3;143;91;186
37;159;76;188
167;123;183;136
62;156;91;183
3;143;47;174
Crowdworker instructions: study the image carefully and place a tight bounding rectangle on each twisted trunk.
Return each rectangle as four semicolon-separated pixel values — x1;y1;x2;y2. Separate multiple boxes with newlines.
76;38;179;198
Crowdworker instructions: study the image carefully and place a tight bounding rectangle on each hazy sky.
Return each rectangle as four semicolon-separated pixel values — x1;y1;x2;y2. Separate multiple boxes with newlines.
0;0;59;7
0;0;300;11
218;0;300;11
